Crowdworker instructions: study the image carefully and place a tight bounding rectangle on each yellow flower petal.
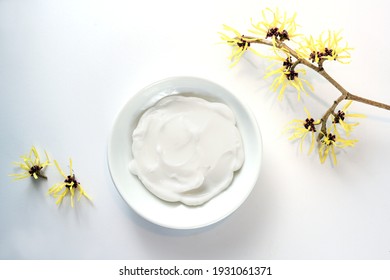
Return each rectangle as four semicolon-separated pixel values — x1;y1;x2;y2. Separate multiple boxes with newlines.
54;160;66;178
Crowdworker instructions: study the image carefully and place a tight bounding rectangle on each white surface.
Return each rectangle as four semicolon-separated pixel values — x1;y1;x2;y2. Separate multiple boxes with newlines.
1;0;390;259
108;77;261;228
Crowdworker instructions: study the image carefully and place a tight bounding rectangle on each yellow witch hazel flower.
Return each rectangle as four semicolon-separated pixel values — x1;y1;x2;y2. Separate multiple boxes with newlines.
219;24;261;67
264;50;313;100
288;107;321;154
250;8;300;43
10;146;50;180
48;159;91;207
318;126;358;165
332;101;366;135
301;31;352;65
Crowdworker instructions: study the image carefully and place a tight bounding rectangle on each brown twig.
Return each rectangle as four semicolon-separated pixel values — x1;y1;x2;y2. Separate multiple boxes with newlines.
240;35;390;138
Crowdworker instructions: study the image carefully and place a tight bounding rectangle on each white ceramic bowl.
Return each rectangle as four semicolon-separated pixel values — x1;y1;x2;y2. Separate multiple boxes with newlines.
108;77;262;229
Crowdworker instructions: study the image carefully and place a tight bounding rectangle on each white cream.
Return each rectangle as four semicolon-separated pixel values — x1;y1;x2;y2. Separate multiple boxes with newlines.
129;95;244;206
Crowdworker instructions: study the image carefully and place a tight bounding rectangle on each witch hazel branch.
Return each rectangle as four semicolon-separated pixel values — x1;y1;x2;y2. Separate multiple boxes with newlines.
219;8;390;164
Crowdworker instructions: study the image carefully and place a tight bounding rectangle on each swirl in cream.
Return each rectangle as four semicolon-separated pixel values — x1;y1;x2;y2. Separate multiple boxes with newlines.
129;95;244;206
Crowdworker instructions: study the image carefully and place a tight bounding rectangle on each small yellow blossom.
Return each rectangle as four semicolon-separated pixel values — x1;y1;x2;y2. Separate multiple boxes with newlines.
288;107;321;154
332;101;366;135
318;127;358;164
265;51;313;100
219;24;261;67
301;31;352;65
265;66;310;100
48;159;91;207
250;8;300;43
10;146;50;180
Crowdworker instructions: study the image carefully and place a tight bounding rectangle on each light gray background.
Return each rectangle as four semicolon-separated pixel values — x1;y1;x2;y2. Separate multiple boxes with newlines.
1;0;390;259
